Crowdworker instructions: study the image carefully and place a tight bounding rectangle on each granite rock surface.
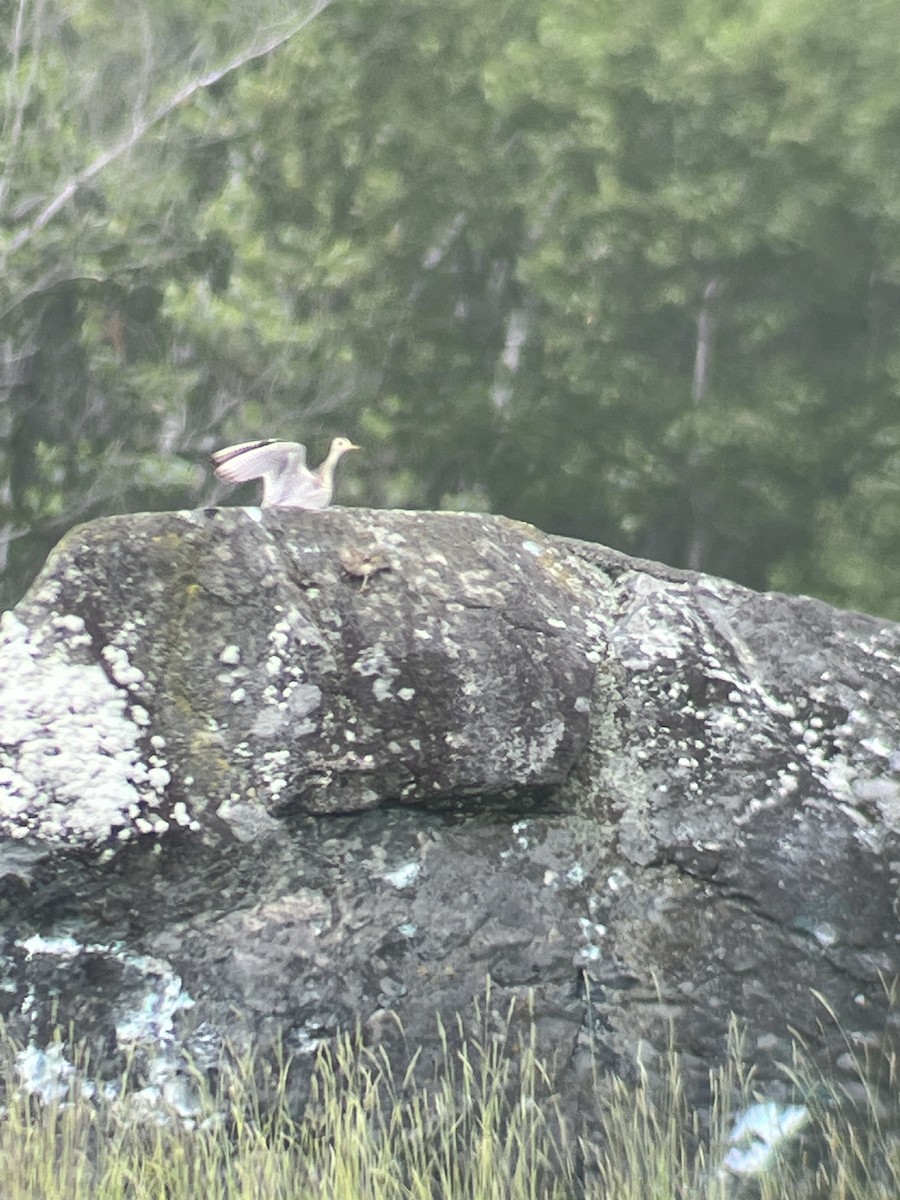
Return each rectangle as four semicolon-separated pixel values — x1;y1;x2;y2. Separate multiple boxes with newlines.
1;506;899;1146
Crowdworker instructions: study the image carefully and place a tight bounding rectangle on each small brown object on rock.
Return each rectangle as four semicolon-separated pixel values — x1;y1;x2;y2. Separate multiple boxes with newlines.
338;544;392;591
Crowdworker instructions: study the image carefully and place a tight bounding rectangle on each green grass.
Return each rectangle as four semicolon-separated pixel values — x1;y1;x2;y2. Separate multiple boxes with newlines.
1;990;900;1200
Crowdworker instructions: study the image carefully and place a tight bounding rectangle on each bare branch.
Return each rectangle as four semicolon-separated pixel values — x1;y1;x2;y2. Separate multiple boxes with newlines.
0;0;48;215
1;0;333;266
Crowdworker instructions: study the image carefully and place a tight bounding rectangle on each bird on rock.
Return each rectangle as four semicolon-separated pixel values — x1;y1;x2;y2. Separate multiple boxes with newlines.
338;543;392;591
210;437;360;509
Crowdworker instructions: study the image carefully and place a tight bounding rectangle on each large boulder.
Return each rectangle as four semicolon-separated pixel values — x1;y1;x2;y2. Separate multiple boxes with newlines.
1;508;595;837
1;506;899;1141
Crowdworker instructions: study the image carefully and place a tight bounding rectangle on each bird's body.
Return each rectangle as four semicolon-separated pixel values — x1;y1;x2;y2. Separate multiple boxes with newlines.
211;437;359;508
338;544;392;591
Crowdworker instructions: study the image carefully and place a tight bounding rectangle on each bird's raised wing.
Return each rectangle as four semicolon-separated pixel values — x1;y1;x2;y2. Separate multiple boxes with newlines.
211;440;307;483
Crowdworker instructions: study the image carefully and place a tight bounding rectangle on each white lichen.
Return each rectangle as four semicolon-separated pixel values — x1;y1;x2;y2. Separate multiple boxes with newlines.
0;615;171;845
381;861;421;890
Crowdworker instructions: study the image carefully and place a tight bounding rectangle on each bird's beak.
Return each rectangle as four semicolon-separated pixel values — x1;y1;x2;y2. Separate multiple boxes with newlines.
347;443;361;451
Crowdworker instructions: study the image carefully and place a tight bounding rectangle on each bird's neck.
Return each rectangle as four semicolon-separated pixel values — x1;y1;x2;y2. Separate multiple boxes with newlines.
317;447;342;482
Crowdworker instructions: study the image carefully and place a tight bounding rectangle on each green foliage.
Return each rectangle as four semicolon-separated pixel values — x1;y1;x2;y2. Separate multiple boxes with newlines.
3;0;900;615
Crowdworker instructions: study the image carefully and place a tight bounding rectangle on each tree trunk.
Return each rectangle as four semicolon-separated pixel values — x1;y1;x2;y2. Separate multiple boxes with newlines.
685;278;722;572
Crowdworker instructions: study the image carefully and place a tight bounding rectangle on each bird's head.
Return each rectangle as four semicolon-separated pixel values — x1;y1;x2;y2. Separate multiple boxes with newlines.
330;436;361;458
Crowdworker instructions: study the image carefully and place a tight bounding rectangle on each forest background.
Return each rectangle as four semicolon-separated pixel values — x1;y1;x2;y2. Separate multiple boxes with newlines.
2;0;900;618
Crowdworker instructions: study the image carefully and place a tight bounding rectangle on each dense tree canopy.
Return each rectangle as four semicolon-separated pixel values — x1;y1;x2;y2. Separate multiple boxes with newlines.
2;0;900;616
